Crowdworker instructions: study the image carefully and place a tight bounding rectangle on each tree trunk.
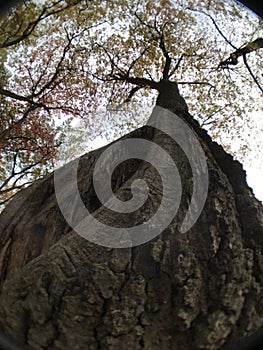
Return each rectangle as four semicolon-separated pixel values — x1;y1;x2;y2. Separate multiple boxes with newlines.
0;83;262;350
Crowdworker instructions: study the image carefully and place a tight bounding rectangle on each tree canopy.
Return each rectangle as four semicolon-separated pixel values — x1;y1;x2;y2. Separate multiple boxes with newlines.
0;0;262;206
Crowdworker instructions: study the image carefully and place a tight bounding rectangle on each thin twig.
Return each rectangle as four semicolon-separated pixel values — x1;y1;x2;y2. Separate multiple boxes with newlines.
242;55;263;93
186;8;237;50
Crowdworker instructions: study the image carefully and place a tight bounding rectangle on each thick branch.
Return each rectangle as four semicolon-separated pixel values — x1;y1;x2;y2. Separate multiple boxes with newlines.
112;75;158;89
133;11;172;80
159;34;172;80
0;87;46;108
169;54;184;77
124;86;144;102
219;38;263;67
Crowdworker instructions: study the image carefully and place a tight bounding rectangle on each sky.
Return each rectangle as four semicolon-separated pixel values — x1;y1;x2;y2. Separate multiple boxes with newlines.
2;0;262;204
246;167;263;201
78;0;263;202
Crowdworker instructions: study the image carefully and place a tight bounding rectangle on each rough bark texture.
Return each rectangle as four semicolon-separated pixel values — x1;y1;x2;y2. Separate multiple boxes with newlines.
0;83;262;350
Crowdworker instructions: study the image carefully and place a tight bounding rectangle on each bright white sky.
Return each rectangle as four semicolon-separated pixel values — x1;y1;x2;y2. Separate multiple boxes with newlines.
247;167;263;201
5;0;263;203
79;0;263;202
104;1;263;202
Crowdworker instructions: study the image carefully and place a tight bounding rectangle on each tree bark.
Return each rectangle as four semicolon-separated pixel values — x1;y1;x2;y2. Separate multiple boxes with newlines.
0;83;262;350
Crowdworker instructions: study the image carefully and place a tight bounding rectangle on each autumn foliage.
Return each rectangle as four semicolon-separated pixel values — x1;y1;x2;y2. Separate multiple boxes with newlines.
0;0;262;206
